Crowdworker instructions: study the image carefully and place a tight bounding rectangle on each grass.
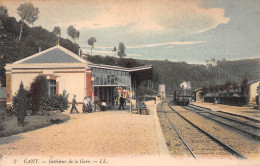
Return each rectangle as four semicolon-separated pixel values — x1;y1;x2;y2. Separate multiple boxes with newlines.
0;110;70;137
0;115;52;137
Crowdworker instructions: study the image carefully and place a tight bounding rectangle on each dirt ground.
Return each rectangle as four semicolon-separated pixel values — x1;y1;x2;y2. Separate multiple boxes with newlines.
0;101;159;158
1;100;260;166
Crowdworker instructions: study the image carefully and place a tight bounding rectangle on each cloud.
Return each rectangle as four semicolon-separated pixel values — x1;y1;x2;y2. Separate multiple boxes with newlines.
127;41;207;49
81;49;141;57
55;0;230;34
81;45;113;50
80;41;206;51
82;49;114;55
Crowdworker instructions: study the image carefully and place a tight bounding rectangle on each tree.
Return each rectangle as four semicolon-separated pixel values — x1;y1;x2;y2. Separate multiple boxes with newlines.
17;2;39;41
0;6;8;17
232;82;238;90
117;42;126;58
224;81;231;91
53;26;61;45
30;76;48;114
241;77;249;91
67;25;80;43
12;82;30;126
112;46;117;55
0;20;7;45
87;37;96;55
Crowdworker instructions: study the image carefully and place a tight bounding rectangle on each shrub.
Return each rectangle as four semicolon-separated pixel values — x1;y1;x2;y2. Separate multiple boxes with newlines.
0;109;5;130
30;75;48;114
57;90;69;112
39;90;69;114
12;82;30;126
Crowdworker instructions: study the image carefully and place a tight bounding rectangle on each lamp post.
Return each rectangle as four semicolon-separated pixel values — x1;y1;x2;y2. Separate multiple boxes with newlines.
257;83;260;110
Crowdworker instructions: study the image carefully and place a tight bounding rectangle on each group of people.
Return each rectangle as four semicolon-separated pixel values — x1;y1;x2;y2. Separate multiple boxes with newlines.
70;95;93;114
70;94;149;113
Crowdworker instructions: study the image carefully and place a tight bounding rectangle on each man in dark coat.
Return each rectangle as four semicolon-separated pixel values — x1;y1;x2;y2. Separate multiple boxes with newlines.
119;95;125;110
70;95;79;113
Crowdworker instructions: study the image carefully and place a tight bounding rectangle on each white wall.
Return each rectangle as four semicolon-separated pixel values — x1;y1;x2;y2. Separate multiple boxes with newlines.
58;72;85;103
11;71;86;104
11;73;39;95
249;81;260;102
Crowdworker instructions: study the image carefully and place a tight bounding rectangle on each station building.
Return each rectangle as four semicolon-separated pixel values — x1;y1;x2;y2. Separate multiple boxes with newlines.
5;45;152;110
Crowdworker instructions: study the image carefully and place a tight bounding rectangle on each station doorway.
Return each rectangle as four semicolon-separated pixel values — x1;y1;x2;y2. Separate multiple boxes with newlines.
93;86;130;110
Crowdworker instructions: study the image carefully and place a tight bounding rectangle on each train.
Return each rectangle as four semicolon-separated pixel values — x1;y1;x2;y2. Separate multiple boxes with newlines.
174;89;192;106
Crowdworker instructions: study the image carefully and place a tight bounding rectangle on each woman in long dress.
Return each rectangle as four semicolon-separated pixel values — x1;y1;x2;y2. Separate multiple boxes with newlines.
82;96;88;113
87;96;93;113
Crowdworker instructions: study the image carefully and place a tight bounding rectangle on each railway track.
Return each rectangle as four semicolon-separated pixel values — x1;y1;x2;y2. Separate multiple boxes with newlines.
184;105;260;141
160;101;246;159
189;104;260;124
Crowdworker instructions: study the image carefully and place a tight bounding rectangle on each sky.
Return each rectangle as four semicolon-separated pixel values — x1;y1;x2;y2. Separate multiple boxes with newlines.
1;0;260;64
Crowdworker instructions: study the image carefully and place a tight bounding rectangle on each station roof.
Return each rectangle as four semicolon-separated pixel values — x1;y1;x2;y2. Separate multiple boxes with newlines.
194;88;203;92
248;79;260;85
88;63;153;81
13;45;87;64
7;45;153;81
88;63;152;72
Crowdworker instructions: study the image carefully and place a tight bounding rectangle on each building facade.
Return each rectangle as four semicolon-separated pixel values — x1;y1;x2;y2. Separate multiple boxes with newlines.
5;45;152;109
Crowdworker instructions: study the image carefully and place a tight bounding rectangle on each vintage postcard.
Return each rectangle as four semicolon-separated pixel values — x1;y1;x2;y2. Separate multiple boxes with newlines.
0;0;259;165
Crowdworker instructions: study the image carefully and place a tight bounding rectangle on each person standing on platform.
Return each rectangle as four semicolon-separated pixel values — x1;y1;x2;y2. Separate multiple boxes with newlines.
82;96;88;113
115;97;118;106
70;95;79;114
119;95;125;110
138;99;147;114
87;96;93;113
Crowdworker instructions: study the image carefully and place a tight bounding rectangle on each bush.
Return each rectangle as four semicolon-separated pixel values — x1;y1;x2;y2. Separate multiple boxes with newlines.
39;90;69;114
12;82;30;126
30;75;48;114
57;90;69;111
0;109;5;130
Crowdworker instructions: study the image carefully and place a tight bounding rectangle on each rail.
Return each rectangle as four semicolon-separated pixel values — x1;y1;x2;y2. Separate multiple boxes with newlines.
168;102;247;159
160;102;197;159
184;105;260;141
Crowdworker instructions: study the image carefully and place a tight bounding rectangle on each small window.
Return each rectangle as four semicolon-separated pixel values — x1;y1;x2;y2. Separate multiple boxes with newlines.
48;80;56;96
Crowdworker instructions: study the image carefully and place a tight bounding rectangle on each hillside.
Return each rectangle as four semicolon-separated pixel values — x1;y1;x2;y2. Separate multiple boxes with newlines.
138;58;260;93
0;14;79;86
0;14;259;93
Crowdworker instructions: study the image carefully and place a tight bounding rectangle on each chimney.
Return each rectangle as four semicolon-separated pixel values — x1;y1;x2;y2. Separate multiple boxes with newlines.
39;46;41;53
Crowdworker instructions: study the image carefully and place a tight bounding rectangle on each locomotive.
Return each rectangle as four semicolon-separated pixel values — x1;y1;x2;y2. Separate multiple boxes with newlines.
174;89;192;106
174;82;192;106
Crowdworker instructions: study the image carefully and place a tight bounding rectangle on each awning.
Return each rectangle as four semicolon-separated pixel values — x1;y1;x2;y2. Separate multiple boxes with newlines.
130;67;153;81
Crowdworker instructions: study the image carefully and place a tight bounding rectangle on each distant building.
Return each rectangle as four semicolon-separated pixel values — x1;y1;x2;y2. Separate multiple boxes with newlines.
158;84;166;99
203;78;260;106
246;79;260;106
194;88;203;102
